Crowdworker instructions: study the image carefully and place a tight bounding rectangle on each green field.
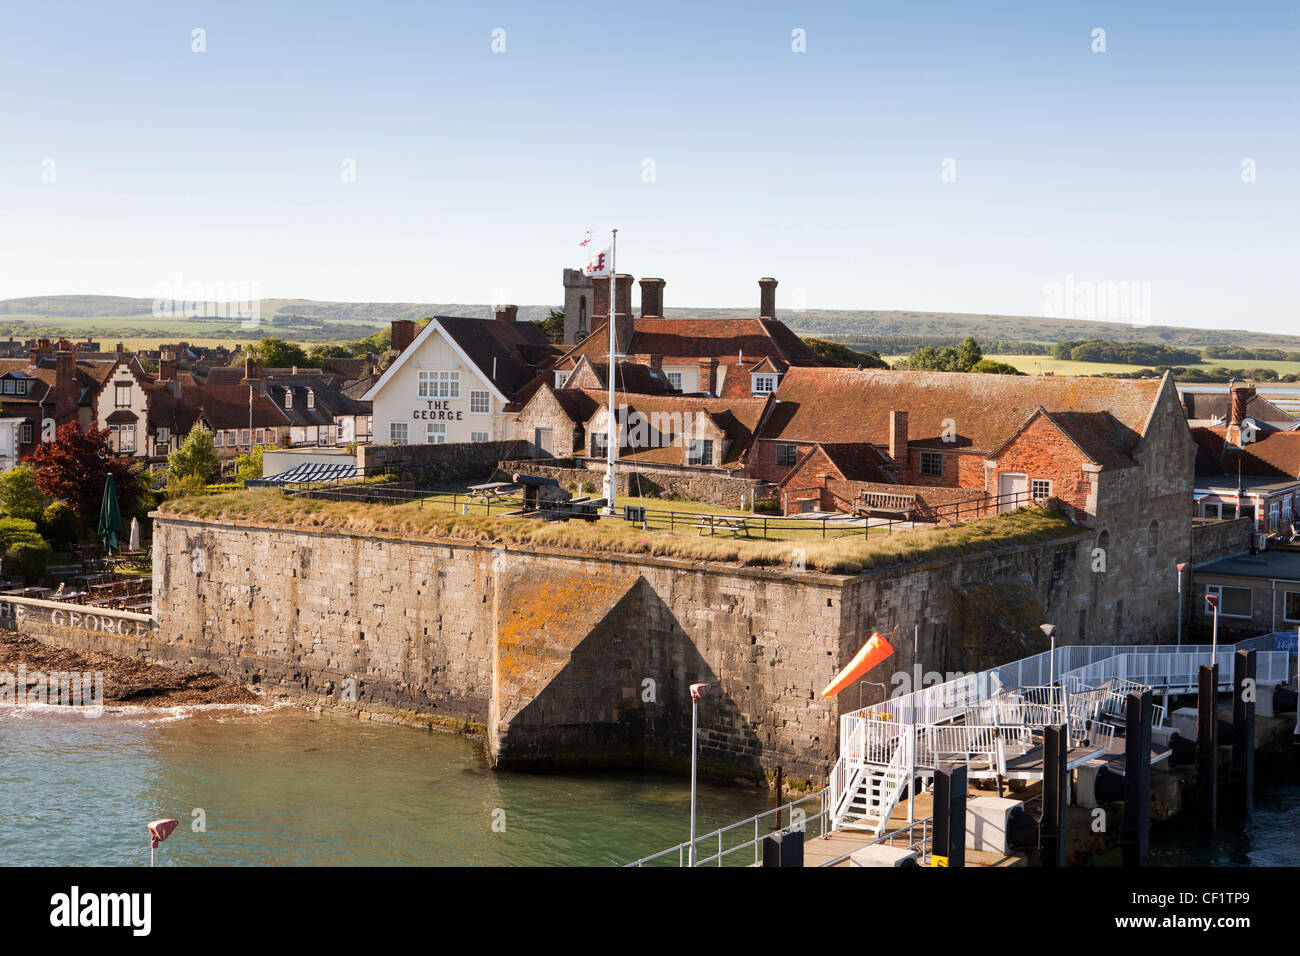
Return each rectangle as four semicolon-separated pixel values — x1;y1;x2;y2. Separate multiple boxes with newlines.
885;354;1300;379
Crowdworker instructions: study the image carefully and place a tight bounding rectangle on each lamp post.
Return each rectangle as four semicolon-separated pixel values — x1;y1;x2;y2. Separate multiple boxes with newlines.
1176;562;1189;646
1040;623;1057;686
1206;592;1220;676
148;818;178;867
688;682;710;867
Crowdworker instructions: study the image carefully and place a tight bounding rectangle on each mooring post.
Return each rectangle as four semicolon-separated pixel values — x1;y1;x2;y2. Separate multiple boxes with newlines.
1197;663;1218;831
1120;688;1152;867
1041;724;1067;867
932;762;967;867
1231;649;1256;807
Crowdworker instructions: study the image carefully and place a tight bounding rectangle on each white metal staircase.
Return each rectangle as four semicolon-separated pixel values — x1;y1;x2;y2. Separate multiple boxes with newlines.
833;727;913;835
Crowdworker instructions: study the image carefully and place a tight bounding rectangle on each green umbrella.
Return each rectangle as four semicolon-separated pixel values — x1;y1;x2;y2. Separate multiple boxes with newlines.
98;473;121;552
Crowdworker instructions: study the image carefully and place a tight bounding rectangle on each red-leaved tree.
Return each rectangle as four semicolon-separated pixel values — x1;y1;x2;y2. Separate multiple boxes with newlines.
29;423;146;526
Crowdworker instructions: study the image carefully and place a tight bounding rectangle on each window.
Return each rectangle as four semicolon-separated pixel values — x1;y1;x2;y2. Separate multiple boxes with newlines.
418;370;460;399
751;374;777;395
920;451;943;476
591;432;607;457
284;389;293;409
1269;501;1280;531
109;424;135;453
688;438;714;466
1031;479;1053;500
306;389;315;410
1284;591;1300;623
115;383;132;408
470;390;490;415
15;380;26;396
157;427;170;443
2;379;12;394
213;430;224;448
426;423;447;444
470;431;489;443
775;443;798;467
1206;584;1253;619
239;429;251;447
389;422;409;445
666;371;683;392
554;371;569;388
1202;502;1222;519
20;423;32;444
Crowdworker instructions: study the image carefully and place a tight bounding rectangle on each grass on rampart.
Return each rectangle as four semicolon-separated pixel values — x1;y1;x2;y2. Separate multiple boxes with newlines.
159;489;1081;574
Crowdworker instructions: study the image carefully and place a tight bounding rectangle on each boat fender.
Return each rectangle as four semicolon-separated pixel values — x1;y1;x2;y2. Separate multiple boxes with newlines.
1006;805;1038;848
1167;733;1196;767
1094;766;1125;804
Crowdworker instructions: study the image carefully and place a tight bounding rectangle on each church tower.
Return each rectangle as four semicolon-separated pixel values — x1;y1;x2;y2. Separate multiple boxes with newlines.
562;268;594;345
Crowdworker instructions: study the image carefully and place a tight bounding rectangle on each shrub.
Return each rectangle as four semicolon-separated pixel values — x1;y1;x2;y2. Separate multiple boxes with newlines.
39;501;81;551
167;424;221;484
754;499;781;514
2;531;50;583
165;474;210;499
0;463;42;522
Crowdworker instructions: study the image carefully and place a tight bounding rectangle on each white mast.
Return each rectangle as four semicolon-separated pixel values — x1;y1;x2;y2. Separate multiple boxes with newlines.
603;228;619;511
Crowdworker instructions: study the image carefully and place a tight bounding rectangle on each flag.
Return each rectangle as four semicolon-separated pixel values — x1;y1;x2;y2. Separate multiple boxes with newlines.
578;234;591;247
584;247;611;277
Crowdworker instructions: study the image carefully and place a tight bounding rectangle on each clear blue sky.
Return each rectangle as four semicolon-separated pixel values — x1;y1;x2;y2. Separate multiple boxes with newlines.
1;0;1296;333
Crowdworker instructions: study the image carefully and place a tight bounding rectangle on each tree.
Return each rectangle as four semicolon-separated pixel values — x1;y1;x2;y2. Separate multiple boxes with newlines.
310;344;352;360
905;337;984;373
0;463;43;522
234;444;271;484
29;423;146;524
801;337;889;369
246;337;312;368
538;309;565;344
168;424;221;484
970;358;1026;375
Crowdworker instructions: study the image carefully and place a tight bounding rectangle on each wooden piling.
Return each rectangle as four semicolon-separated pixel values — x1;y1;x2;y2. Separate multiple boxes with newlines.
1120;688;1152;867
1197;664;1218;831
1041;724;1067;867
1231;649;1256;807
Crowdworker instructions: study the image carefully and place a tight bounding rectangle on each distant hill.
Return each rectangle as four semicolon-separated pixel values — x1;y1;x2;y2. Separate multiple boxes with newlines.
1;295;1296;350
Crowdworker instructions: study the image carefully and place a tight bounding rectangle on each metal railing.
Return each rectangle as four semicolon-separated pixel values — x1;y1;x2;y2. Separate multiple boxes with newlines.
624;790;830;868
816;816;934;868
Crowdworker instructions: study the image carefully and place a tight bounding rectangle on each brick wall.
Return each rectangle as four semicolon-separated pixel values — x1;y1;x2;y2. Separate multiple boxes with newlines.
1191;516;1253;564
991;415;1094;521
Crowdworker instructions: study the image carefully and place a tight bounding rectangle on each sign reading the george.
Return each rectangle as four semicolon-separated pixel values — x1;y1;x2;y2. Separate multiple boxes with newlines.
412;400;464;422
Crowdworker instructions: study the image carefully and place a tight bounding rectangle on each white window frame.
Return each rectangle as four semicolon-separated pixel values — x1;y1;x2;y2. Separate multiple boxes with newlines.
470;431;490;443
666;371;683;392
418;369;460;399
920;451;943;476
591;431;607;458
469;390;490;415
389;422;409;445
1269;501;1280;531
1283;590;1300;624
2;379;13;395
109;424;135;453
1205;584;1253;619
688;438;714;466
426;422;447;444
115;383;132;408
284;389;293;409
1030;479;1053;500
307;389;315;410
554;371;569;388
20;422;32;444
1202;502;1222;519
751;373;777;395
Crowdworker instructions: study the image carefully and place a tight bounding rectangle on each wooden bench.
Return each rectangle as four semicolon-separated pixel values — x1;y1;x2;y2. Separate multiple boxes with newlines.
467;482;520;503
852;491;917;520
693;515;753;538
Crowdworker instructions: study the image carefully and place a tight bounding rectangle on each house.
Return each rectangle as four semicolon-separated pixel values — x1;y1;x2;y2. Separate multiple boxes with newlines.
579;393;771;474
551;275;833;397
0;340;116;456
776;442;898;514
1180;385;1297;429
749;367;1188;525
87;353;157;458
361;308;558;446
1191;548;1300;639
1191;384;1300;538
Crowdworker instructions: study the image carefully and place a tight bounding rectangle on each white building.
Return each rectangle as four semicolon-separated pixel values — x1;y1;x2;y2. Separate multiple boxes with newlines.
362;310;554;445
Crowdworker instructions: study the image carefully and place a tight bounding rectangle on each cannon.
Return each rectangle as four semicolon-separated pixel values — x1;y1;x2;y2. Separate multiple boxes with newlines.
511;473;605;521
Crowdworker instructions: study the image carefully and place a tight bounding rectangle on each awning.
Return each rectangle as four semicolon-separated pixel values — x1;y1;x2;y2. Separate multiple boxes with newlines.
106;409;139;424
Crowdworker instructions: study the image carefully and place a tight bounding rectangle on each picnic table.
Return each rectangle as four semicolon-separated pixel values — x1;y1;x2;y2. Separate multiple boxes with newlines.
467;482;520;503
693;514;753;538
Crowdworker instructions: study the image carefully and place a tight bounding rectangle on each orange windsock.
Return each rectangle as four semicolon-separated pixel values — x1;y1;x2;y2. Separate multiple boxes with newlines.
821;633;895;698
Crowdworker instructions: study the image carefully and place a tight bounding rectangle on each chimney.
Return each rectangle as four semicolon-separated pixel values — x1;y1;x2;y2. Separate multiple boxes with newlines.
115;342;124;354
648;354;663;374
889;410;909;466
243;355;264;393
615;274;634;318
494;304;518;323
593;277;611;321
639;277;665;317
159;350;176;382
759;277;778;320
698;357;718;396
391;319;416;355
1228;381;1255;427
54;343;78;419
1181;392;1195;419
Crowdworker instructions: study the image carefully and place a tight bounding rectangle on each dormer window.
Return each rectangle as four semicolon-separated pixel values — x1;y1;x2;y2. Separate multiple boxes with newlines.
284;389;293;409
555;371;570;388
751;373;778;395
306;388;315;409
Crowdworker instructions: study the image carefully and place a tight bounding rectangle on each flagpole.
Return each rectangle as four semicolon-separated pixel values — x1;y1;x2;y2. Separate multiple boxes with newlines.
603;228;618;512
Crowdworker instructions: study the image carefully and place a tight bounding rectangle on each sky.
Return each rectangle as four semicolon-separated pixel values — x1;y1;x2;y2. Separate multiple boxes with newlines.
1;0;1296;334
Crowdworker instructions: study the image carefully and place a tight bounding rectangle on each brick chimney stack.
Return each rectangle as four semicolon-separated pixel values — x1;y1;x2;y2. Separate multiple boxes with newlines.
243;354;265;395
54;342;78;419
614;274;634;319
639;277;665;317
698;357;719;397
759;277;778;320
1228;381;1255;426
391;320;416;355
494;304;518;322
159;350;176;382
889;410;909;466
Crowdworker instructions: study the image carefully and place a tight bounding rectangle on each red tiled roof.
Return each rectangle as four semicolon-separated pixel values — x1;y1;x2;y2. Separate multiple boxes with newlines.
1193;426;1300;479
760;368;1165;458
558;316;831;369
